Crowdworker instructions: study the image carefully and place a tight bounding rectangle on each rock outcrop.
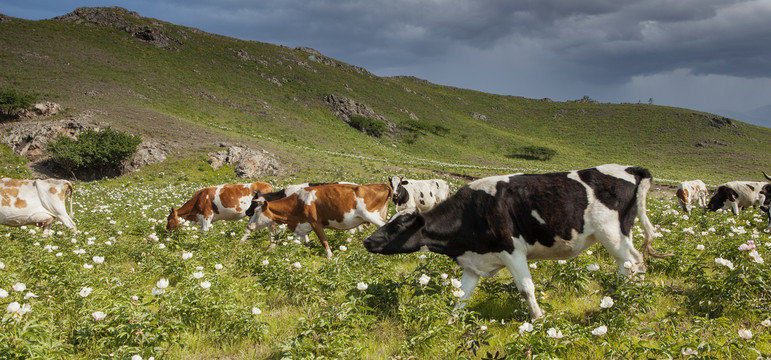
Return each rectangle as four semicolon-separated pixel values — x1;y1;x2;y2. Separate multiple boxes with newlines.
208;145;280;179
53;7;184;48
324;94;395;133
2;117;104;161
2;116;171;178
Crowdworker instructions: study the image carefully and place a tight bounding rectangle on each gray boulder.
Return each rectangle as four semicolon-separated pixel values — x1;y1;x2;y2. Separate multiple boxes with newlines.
208;145;280;178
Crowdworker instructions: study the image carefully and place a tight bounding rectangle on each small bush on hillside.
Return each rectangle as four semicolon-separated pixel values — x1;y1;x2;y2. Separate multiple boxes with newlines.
510;145;557;161
47;126;142;178
348;115;387;137
401;119;449;136
0;88;36;119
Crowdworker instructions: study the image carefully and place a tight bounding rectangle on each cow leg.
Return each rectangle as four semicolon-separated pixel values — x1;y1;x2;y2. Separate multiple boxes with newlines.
267;224;277;248
239;222;255;244
731;202;740;215
36;217;54;237
498;249;543;320
311;224;333;258
594;228;646;276
454;270;480;309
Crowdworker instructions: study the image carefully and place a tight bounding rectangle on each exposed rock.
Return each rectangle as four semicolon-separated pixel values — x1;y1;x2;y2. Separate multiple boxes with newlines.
470;112;487;121
2;116;170;178
0;13;13;23
2;117;104;161
53;7;183;48
122;140;172;173
696;139;729;147
708;116;737;129
324;94;395;132
18;101;63;119
296;46;323;57
208;145;280;178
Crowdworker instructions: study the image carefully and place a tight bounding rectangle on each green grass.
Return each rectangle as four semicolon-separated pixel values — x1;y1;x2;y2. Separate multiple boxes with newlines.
0;160;770;359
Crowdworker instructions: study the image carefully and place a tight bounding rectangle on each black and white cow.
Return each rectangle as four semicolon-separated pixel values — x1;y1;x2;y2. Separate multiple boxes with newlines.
706;180;770;215
389;176;450;213
364;164;672;320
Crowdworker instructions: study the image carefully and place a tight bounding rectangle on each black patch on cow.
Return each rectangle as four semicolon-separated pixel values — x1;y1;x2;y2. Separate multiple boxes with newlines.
419;172;589;258
578;168;640;236
393;186;410;206
420;199;425;205
245;189;287;216
707;185;738;211
420;191;425;198
746;184;755;191
430;191;433;197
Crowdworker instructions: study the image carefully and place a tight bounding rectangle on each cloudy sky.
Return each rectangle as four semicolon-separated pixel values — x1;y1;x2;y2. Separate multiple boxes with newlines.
2;0;771;127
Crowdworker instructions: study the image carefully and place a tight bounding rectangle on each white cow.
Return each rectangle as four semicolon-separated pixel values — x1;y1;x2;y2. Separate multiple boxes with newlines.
675;180;709;214
389;176;450;213
0;178;76;236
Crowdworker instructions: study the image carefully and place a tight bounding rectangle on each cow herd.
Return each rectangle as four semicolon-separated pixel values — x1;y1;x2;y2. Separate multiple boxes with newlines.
2;164;771;319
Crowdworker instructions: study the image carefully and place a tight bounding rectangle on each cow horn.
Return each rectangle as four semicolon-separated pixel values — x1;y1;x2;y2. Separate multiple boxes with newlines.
763;171;771;181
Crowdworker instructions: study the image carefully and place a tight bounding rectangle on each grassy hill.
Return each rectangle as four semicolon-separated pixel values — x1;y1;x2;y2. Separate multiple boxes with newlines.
1;6;769;185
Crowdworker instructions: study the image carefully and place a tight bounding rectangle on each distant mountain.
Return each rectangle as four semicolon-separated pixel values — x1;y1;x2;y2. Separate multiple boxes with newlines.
1;7;770;183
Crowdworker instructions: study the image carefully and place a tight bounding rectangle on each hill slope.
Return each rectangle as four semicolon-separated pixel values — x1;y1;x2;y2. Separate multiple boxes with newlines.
1;7;769;184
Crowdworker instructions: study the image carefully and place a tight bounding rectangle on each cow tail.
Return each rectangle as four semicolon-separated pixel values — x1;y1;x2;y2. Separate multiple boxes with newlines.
635;173;673;258
66;181;75;219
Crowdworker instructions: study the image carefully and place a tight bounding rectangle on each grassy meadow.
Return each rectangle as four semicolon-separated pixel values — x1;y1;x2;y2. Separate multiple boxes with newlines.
1;7;771;359
1;163;770;359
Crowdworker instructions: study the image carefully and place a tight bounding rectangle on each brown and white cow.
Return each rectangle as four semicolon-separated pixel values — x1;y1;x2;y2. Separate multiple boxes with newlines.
239;182;358;244
675;180;709;214
364;164;672;320
244;183;392;258
1;178;76;236
167;182;273;233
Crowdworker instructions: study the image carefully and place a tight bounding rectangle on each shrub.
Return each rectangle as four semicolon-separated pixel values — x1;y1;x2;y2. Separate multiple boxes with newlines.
401;119;449;136
348;115;387;137
47;126;142;178
510;145;557;161
0;88;36;118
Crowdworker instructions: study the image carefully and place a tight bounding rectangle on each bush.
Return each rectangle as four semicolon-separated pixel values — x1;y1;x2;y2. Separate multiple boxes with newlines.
348;115;387;137
0;88;36;118
47;126;142;178
510;145;557;161
401;119;449;136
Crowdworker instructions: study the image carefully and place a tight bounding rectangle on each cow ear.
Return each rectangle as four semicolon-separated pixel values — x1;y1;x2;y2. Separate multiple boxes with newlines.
169;207;175;215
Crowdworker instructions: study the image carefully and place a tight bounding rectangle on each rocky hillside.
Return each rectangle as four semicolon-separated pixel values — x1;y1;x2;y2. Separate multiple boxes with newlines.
1;7;769;184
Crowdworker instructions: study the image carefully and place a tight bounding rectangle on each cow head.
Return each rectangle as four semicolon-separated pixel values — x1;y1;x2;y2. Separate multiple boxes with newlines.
166;207;180;230
706;186;738;212
245;197;275;232
364;212;426;254
245;191;267;217
388;176;410;206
